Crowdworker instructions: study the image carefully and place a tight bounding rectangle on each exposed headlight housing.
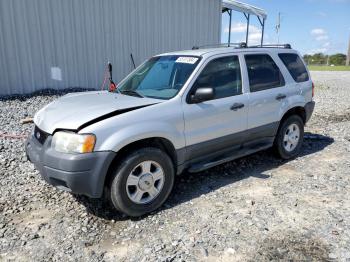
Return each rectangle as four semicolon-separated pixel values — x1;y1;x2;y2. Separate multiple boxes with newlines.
52;132;96;154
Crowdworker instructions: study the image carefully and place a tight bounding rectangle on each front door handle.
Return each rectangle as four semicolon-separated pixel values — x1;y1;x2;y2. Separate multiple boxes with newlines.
230;103;245;111
276;94;287;100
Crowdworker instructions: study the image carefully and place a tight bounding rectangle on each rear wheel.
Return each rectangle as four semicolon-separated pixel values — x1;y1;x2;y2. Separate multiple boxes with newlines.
109;147;174;217
274;115;304;159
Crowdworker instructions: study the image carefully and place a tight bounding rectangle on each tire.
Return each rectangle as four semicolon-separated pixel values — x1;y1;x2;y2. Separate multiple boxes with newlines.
274;115;304;160
109;147;175;217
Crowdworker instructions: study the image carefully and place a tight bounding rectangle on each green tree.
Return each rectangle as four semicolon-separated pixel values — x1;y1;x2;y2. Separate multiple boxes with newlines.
303;54;311;64
312;53;327;65
329;53;347;66
303;53;347;66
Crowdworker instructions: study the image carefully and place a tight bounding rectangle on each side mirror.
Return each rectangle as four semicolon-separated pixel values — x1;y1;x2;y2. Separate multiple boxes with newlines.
190;87;215;103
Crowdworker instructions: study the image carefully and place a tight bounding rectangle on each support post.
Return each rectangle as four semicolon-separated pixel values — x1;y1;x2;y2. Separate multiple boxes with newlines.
228;10;232;47
245;14;250;46
346;35;350;66
261;18;265;46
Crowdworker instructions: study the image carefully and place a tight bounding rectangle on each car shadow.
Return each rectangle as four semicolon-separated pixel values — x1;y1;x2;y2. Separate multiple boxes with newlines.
75;132;334;221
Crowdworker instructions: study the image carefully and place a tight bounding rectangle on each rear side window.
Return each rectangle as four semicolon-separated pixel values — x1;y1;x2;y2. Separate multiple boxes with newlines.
278;53;309;82
245;54;285;92
192;56;242;100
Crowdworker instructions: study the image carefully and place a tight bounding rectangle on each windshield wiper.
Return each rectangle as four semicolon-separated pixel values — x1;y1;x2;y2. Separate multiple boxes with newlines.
120;90;144;98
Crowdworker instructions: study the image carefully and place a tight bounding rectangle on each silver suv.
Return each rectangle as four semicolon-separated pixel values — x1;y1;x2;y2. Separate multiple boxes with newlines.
26;45;315;216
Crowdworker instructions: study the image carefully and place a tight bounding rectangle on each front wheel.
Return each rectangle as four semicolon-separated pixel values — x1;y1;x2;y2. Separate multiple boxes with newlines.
109;148;175;217
274;115;304;159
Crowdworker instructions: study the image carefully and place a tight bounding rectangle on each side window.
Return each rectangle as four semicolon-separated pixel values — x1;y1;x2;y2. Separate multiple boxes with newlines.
245;54;285;92
192;56;242;100
278;53;310;82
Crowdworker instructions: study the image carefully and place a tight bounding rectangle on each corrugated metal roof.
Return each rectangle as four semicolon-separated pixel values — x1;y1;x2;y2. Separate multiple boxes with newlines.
222;0;267;19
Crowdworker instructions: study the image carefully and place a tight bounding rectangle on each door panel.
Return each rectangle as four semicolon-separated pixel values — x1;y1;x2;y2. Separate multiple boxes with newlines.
182;54;249;161
183;94;249;160
248;87;285;129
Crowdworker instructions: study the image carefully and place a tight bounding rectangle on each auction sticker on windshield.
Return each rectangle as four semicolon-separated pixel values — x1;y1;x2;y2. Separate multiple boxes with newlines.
176;57;198;64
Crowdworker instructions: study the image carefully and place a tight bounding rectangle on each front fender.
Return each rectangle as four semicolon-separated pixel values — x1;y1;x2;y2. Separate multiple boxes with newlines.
92;121;185;152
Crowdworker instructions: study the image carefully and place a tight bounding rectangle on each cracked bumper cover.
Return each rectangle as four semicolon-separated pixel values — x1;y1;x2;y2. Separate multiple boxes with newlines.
25;135;116;198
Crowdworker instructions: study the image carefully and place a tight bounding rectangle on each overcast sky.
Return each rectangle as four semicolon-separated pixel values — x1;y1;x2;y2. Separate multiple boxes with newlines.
221;0;350;55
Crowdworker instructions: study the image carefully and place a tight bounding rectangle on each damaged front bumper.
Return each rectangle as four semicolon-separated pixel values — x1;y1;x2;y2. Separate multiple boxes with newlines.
25;131;116;198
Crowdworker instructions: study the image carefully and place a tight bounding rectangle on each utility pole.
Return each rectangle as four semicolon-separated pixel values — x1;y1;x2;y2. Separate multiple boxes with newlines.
346;35;350;66
275;12;281;44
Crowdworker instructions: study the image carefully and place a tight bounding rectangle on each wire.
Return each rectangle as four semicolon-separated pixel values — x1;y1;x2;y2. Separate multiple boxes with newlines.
0;132;29;139
100;65;109;90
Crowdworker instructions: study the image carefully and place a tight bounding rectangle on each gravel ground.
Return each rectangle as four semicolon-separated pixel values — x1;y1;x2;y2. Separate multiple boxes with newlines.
1;72;350;261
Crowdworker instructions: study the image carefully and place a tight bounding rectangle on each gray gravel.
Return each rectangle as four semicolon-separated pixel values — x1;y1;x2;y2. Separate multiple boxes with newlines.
1;72;350;261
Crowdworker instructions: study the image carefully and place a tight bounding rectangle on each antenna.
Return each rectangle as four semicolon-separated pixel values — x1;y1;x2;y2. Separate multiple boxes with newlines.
275;12;281;44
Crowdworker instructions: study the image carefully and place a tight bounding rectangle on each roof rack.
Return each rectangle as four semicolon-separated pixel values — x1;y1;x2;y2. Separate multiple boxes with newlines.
248;44;292;49
192;42;247;50
192;43;291;50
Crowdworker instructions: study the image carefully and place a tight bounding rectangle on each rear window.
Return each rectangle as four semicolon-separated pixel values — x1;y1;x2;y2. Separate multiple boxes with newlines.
278;53;309;83
245;54;285;92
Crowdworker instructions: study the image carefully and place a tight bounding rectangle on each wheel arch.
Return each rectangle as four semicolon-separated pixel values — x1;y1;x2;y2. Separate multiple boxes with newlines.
275;106;306;142
104;137;178;188
280;106;306;126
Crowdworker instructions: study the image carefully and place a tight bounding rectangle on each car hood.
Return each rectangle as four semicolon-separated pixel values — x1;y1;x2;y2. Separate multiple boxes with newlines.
34;91;161;134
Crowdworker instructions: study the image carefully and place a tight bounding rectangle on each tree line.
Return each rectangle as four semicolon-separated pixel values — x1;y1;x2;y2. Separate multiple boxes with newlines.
303;53;347;66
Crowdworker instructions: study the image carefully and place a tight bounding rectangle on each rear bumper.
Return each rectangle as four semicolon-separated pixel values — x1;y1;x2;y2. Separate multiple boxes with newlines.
305;101;315;123
25;134;116;198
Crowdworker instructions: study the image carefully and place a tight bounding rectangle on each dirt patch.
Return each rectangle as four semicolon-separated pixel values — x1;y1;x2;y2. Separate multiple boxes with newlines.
11;208;54;231
252;233;330;261
85;237;142;261
0;252;31;262
315;111;350;123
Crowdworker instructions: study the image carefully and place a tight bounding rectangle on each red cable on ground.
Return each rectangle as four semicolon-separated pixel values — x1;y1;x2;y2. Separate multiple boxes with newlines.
0;133;29;140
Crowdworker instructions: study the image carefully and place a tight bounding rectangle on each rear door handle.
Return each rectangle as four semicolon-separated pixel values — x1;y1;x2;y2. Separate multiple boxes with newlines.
230;103;245;111
276;94;287;100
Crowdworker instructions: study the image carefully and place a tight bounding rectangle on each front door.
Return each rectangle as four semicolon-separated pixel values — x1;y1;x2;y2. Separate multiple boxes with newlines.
182;55;249;161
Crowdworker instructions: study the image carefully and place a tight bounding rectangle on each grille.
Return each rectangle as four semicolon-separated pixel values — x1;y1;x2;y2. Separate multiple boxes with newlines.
34;126;49;145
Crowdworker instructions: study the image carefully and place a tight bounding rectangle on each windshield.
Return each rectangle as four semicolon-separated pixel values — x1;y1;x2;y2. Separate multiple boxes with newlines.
117;55;201;99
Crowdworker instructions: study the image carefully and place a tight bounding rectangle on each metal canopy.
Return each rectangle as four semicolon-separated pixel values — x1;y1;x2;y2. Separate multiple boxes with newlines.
222;0;267;46
222;0;267;19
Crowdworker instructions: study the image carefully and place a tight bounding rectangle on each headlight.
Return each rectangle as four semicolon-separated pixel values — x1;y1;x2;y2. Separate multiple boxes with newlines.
52;132;96;154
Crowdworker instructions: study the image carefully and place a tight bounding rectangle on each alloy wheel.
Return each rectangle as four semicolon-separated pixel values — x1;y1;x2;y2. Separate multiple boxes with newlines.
126;161;165;204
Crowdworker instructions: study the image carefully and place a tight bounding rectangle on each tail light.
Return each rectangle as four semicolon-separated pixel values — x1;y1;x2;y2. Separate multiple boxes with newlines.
312;82;315;98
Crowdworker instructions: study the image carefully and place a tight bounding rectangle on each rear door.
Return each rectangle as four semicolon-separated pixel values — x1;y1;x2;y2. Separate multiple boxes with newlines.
243;53;287;137
182;54;249;160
